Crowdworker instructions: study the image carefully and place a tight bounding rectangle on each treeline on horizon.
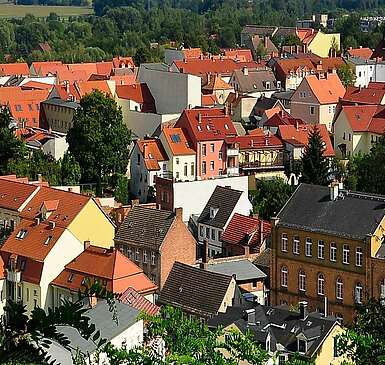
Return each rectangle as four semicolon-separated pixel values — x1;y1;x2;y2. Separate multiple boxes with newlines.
1;0;385;65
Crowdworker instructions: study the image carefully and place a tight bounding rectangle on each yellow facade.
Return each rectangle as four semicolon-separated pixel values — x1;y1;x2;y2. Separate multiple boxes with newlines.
68;199;115;248
308;32;340;58
315;324;346;365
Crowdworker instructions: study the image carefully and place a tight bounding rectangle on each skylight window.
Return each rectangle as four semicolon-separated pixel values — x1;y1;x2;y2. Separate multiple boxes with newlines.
171;134;181;143
16;229;28;239
224;124;229;130
197;125;202;131
68;273;74;283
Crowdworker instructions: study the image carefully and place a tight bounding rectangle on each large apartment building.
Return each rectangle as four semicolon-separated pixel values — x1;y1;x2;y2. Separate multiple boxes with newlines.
271;183;385;324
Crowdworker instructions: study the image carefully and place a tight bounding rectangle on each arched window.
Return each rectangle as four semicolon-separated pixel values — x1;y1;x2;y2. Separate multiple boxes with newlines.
355;282;363;304
317;273;325;296
299;270;306;292
336;277;343;301
281;266;288;288
380;279;385;299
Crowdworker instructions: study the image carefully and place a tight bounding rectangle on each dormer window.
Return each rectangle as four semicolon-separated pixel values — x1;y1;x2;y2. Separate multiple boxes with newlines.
298;339;307;354
68;273;74;283
44;236;53;245
210;207;219;218
16;229;28;239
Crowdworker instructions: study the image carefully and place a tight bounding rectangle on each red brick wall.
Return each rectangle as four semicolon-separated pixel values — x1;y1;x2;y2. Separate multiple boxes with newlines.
155;176;174;212
160;213;197;288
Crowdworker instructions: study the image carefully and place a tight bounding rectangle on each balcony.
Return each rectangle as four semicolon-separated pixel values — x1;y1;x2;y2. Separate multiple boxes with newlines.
240;160;284;171
226;167;239;176
7;269;21;283
227;148;239;157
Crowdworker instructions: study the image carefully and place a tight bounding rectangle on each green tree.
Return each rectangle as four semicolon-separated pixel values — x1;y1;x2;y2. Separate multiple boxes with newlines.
337;299;385;365
113;173;129;204
0;106;26;175
299;125;330;186
66;91;131;194
249;177;295;220
337;63;356;88
134;46;152;65
61;151;81;185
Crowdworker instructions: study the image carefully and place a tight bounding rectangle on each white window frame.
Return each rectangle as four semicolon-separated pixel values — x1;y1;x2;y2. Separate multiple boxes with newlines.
317;273;325;296
336;278;343;300
305;238;312;257
355;283;363;304
330;242;337;262
281;233;288;252
343;244;350;265
293;236;300;255
281;266;288;288
356;247;363;267
299;271;306;292
318;240;325;259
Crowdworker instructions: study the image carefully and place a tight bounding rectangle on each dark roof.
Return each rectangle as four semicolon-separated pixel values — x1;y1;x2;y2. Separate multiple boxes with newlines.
277;183;385;240
253;248;272;268
232;69;278;93
254;96;278;112
42;97;80;109
115;206;176;247
158;262;233;318
206;259;266;281
208;304;338;358
198;186;243;229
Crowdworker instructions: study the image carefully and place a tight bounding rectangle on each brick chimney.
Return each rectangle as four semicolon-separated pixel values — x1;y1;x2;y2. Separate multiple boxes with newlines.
84;240;91;250
299;301;308;320
89;294;97;308
175;207;183;220
131;199;140;207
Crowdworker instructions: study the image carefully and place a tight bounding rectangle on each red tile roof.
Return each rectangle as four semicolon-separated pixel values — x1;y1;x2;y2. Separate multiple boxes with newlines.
75;80;113;98
347;47;373;60
343;84;385;105
182;48;203;59
221;213;271;247
20;81;53;90
175;108;237;143
51;246;157;294
201;93;218;106
278;124;334;157
137;139;168;171
0;63;30;76
174;59;263;77
342;105;385;134
264;110;305;128
305;73;345;104
116;83;156;113
222;49;253;62
31;61;66;76
202;74;233;92
20;186;90;228
67;62;113;79
112;56;135;69
227;133;284;150
111;74;136;86
1;219;65;261
0;178;39;211
121;287;160;316
161;127;195;156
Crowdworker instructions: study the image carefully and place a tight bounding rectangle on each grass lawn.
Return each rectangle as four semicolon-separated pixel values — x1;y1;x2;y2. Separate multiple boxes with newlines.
0;4;93;18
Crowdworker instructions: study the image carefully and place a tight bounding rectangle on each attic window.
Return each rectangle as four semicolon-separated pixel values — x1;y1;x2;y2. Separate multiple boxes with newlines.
16;229;28;239
298;339;307;354
68;273;74;283
224;124;229;130
44;236;53;245
306;321;312;326
210;207;219;218
206;125;210;131
148;153;153;159
197;125;202;131
19;260;26;271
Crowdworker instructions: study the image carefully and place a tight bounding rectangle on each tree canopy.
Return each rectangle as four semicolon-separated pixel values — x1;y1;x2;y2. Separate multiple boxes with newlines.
66;90;131;193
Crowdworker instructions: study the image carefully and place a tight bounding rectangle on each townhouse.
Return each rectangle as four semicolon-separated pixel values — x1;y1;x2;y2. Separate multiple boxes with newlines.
159;127;196;182
114;206;196;288
197;185;252;256
202;74;234;105
271;183;385;324
175;108;238;179
51;245;157;306
0;182;115;314
290;73;345;131
130;138;169;203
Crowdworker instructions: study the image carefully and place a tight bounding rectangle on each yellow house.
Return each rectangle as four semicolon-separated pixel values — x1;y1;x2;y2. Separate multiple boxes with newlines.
334;104;385;159
307;32;341;58
0;183;115;315
207;302;346;365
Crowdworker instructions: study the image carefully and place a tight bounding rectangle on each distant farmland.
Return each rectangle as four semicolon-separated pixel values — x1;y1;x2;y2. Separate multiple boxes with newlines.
0;4;93;18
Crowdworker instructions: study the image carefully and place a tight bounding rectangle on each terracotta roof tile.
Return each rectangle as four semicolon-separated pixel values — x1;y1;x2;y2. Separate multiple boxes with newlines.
222;213;271;247
20;81;53;90
305;74;345;104
1;219;65;261
278;124;334;157
343;83;385;105
112;56;135;69
161;127;195;156
20;186;90;228
342;104;385;134
0;178;39;211
0;63;30;76
264;111;305;128
227;133;284;150
201;93;218;106
31;61;66;76
51;246;157;294
120;287;160;316
75;80;113;98
175;108;237;142
116;83;156;113
202;75;233;92
222;49;253;62
137;139;168;171
347;47;373;60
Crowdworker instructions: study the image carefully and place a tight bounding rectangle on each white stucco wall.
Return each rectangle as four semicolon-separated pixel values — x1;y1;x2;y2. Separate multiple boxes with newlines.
173;175;250;222
42;136;69;160
137;65;201;114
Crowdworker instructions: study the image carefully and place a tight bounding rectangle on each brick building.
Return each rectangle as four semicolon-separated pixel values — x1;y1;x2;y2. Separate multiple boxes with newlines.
114;206;196;289
271;183;385;324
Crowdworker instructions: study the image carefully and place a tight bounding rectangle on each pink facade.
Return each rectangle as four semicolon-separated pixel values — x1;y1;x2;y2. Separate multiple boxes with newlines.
196;140;226;179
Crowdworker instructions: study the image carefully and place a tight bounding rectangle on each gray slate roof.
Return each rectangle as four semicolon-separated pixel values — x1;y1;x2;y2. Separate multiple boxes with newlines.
232;69;278;93
42;97;80;109
158;262;233;318
253;248;272;268
207;259;266;281
115;206;176;247
278;183;385;240
208;304;338;358
198;186;242;229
